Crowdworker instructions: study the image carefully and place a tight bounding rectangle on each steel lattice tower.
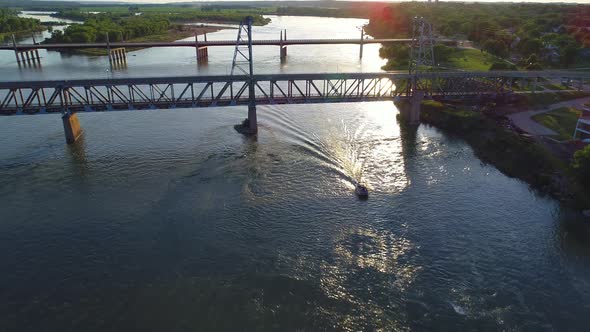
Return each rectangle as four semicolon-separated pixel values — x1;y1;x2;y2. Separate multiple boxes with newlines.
231;17;254;77
231;16;257;133
408;17;436;94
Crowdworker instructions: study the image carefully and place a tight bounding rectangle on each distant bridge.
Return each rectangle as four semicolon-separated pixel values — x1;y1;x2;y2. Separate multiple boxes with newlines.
0;38;418;51
1;35;455;65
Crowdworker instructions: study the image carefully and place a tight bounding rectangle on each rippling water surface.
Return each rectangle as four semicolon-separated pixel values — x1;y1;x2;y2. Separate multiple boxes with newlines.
1;15;590;331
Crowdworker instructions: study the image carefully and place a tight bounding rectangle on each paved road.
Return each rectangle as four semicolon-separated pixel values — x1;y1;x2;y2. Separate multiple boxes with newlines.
508;96;590;136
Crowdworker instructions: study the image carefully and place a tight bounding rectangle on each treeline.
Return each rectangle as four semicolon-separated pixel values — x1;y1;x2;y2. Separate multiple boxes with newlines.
45;15;170;43
51;8;270;26
275;7;372;19
366;2;587;68
0;8;42;34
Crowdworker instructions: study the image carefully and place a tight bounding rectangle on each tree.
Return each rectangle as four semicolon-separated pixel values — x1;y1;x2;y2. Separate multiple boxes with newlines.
561;45;579;68
518;38;543;58
572;145;590;188
524;53;542;70
483;39;509;58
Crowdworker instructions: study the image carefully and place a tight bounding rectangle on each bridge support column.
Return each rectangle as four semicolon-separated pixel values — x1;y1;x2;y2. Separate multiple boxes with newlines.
400;90;424;125
248;104;257;133
359;27;364;59
109;48;127;65
279;30;287;61
11;34;41;66
62;113;82;144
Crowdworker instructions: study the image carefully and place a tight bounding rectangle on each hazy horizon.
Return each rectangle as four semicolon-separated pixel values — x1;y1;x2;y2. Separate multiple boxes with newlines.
35;0;590;4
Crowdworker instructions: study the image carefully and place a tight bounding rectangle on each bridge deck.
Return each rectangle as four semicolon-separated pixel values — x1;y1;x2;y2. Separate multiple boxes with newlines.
0;38;437;51
0;71;588;115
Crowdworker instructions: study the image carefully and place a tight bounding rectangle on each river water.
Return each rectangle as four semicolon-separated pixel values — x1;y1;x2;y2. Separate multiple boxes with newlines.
1;15;590;331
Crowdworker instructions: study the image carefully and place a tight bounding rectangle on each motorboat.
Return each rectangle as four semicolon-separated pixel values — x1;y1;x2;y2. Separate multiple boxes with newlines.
355;183;369;199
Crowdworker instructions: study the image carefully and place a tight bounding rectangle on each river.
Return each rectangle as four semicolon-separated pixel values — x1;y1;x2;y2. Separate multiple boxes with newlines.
1;14;590;331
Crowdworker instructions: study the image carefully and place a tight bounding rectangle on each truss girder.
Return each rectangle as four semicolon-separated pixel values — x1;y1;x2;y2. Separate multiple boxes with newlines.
1;71;588;115
0;77;404;115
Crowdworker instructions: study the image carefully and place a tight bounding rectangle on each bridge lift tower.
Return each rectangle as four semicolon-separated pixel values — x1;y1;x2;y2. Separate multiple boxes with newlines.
231;16;257;135
405;16;436;124
408;16;436;94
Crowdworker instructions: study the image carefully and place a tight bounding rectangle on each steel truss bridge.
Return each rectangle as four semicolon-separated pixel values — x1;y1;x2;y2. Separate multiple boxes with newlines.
0;71;587;115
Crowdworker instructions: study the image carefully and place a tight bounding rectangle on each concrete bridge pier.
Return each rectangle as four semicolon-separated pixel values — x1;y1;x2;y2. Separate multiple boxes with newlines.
400;90;424;125
195;33;209;64
279;30;287;61
62;113;83;144
12;35;41;65
109;48;127;65
359;27;364;59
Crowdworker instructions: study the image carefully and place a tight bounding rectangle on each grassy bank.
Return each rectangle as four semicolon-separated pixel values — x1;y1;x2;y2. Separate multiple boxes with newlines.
443;48;515;71
382;46;516;71
0;26;45;40
419;100;590;207
513;91;590;109
532;107;582;141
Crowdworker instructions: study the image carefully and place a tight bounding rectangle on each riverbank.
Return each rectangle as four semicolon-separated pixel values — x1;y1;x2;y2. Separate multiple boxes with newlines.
48;25;223;56
0;26;45;40
418;94;590;209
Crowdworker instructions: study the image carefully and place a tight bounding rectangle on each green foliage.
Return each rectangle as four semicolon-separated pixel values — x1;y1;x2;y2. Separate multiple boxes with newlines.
524;54;543;70
489;62;517;70
561;45;579;68
572;145;590;188
0;8;42;34
275;6;372;19
51;8;271;26
47;15;171;43
483;39;509;58
532;107;582;141
367;2;586;69
380;44;413;70
432;44;453;63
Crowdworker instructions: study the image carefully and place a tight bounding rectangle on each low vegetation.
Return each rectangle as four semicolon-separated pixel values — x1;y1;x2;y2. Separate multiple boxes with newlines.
573;145;590;188
532;107;582;141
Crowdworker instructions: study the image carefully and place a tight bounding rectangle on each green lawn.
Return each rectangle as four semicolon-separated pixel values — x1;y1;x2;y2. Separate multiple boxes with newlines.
532;107;582;141
443;48;515;71
384;47;517;71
